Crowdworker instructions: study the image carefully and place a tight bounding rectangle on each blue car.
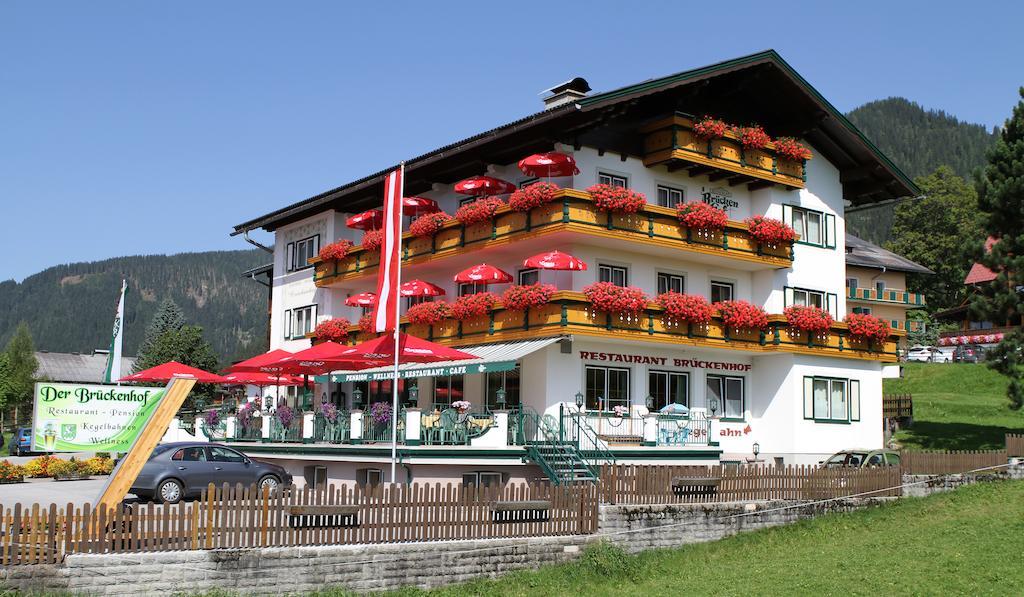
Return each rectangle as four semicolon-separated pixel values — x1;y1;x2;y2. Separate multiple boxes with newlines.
7;427;33;456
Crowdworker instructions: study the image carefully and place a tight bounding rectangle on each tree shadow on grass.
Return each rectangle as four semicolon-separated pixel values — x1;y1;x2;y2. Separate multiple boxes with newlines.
894;420;1024;451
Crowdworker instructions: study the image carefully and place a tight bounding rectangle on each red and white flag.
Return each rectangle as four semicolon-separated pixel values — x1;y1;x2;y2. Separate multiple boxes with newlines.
372;167;404;332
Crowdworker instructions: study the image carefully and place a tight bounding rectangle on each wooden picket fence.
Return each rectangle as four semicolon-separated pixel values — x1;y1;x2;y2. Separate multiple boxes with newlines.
1006;434;1024;457
599;464;902;505
0;481;598;566
899;450;1008;475
882;394;913;419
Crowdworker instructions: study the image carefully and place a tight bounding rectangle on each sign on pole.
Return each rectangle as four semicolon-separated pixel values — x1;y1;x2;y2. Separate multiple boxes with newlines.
30;382;166;452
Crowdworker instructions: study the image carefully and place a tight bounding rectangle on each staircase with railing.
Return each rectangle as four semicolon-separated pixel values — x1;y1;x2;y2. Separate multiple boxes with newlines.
514;407;599;485
559;405;617;465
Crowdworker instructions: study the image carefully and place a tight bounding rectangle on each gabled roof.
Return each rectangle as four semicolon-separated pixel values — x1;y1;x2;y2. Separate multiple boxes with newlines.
35;351;137;384
965;237;998;285
845;234;934;275
233;50;918;235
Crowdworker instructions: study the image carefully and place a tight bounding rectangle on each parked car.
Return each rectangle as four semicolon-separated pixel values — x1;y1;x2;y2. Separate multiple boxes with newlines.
821;449;901;468
7;427;33;456
952;343;986;363
130;442;292;504
906;345;951;363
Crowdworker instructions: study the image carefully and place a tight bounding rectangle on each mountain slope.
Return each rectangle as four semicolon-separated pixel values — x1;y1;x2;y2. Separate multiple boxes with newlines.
0;250;269;364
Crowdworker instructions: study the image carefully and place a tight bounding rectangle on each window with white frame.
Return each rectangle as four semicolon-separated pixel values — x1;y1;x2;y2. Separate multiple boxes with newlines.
284;304;317;340
803;377;859;422
599;264;628;287
598;172;628;188
461;471;504;488
585;366;630;411
404;296;428;310
707;375;744;420
458;282;483;296
518;268;539;286
657;272;685;295
648;371;689;409
286;235;320;272
656;185;685;208
710;281;734;303
783;205;835;248
356;468;383;486
786;287;837;318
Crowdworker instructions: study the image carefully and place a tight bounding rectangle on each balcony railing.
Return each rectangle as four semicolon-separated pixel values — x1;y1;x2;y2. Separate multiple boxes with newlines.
311;189;794;286
329;291;900;361
640;113;808;190
420;410;495;445
847;287;926;306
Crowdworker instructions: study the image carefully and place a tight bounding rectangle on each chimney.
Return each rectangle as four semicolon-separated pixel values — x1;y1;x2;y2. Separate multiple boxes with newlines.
542;77;591;109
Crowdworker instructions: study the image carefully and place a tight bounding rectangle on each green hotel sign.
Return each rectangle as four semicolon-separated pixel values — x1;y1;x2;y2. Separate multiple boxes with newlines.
30;382;166;452
324;360;516;383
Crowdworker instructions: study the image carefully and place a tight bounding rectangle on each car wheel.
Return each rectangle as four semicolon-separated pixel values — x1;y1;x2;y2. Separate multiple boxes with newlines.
156;479;184;504
258;475;280;495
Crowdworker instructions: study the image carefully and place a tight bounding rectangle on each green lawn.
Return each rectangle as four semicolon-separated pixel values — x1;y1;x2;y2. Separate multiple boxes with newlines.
886;362;1024;450
379;480;1024;597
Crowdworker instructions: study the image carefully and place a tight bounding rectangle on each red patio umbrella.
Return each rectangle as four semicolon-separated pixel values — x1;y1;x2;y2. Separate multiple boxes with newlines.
453;263;513;284
345;292;378;307
337;333;476;364
119;361;228;384
226;349;293;374
523;250;588;271
518;152;579;177
400;279;446;297
453;176;516;197
222;372;304;386
402;196;440;216
346;209;384;231
270;342;387;376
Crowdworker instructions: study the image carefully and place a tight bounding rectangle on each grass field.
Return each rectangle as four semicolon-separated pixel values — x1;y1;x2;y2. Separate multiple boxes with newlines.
379;480;1024;597
886;362;1024;450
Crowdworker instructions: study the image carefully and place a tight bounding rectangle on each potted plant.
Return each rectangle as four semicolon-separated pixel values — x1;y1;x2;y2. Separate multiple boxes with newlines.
409;211;453;238
736;125;771;150
612;405;629;418
676;201;728;232
318;239;353;261
745;215;797;247
406;300;452;325
656;292;713;325
774;137;813;162
451;292;497;321
451;400;472;414
692;116;729;141
715;300;769;333
586;184;647;214
508;182;560;212
313;318;351;343
583;282;649;315
502;283;556;311
455;197;505;225
362;229;384;251
845;313;891;345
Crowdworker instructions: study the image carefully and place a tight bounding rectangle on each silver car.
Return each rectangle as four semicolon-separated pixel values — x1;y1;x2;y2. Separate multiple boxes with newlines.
130;442;292;504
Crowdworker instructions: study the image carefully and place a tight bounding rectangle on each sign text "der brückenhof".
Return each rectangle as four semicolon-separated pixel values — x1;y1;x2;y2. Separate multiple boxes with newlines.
579;351;751;371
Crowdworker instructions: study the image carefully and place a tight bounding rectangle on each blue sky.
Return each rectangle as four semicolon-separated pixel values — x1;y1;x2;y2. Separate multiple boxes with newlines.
1;1;1020;281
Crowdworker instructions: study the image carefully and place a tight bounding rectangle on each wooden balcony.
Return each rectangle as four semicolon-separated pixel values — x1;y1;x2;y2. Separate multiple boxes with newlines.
323;291;901;362
640;114;808;190
311;189;794;287
847;287;926;307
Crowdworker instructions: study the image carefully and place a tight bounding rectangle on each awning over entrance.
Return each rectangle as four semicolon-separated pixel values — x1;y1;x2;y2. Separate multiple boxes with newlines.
322;336;567;383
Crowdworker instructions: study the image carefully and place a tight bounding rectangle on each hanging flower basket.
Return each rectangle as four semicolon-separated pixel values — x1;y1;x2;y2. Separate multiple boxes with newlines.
358;315;375;334
586;184;647;213
502;283;556;311
409;211;453;238
406;301;452;325
509;182;560;212
451;292;497;321
692;116;729;140
314;318;351;343
736;125;771;150
746;215;797;246
845;313;891;344
362;229;384;251
774;137;813;162
676;201;728;231
318;239;353;261
715;300;769;332
455;197;505;225
656;292;713;324
784;305;833;334
583;282;649;315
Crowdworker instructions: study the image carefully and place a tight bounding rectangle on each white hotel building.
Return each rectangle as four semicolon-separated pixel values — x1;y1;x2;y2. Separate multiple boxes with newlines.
228;51;914;487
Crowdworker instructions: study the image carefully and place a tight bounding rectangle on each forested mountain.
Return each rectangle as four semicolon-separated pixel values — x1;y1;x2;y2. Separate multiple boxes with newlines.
0;250;269;364
845;98;998;244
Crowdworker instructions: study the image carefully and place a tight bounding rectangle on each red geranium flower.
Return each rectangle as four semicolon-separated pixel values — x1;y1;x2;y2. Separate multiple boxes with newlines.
784;305;833;334
318;239;353;261
692;116;729;140
774;137;813;162
677;201;728;231
583;282;649;314
502;283;556;311
745;215;797;245
455;197;505;225
451;292;497;320
586;184;647;214
736;125;771;150
362;229;384;251
656;292;713;324
408;211;453;238
509;182;560;212
715;300;769;331
406;301;452;325
313;318;351;343
358;315;375;334
845;313;891;344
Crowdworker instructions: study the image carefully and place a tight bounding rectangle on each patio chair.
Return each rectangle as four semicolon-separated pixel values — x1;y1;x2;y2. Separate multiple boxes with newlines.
438;409;467;444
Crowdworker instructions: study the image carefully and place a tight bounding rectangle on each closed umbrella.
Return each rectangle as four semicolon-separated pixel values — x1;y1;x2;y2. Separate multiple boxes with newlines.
454;176;516;197
400;279;446;297
453;263;513;284
119;361;228;384
345;292;378;307
346;209;384;231
523;250;588;271
518;152;579;178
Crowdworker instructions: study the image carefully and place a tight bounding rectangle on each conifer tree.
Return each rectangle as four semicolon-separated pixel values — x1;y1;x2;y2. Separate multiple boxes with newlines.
133;298;185;373
971;88;1024;410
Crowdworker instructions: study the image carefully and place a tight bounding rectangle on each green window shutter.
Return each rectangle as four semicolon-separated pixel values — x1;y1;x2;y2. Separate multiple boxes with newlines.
824;213;836;249
784;286;794;307
803;377;814;419
849;380;860;421
826;293;838;319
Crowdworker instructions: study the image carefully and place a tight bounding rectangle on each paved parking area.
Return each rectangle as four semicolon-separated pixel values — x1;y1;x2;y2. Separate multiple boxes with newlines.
0;477;111;507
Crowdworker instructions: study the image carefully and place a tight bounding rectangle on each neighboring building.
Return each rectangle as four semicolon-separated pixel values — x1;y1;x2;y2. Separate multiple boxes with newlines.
935;237;1021;346
229;50;914;485
34;350;136;384
844;233;932;340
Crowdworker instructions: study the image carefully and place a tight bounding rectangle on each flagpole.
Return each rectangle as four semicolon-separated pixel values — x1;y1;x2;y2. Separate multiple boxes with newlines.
390;163;405;485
